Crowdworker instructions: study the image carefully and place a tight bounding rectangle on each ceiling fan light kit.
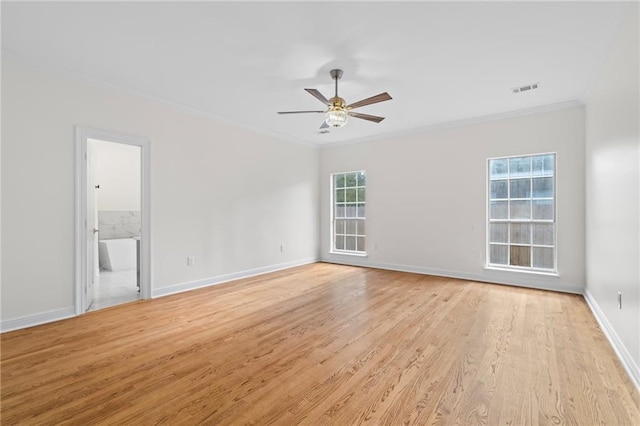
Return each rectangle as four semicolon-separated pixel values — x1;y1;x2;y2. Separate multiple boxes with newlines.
326;109;349;128
278;69;392;131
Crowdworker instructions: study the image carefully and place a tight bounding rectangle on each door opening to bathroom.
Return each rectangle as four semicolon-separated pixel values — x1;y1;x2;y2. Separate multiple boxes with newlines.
88;139;141;311
75;128;151;315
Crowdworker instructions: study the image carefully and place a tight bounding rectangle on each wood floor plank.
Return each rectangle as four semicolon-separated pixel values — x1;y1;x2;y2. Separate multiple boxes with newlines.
1;263;639;425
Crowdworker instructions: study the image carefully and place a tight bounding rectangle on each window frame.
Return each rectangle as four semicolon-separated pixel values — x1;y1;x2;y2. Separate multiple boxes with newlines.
486;153;557;274
330;170;367;256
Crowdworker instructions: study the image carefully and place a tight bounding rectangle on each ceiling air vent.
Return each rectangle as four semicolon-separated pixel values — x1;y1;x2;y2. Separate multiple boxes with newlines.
512;82;540;94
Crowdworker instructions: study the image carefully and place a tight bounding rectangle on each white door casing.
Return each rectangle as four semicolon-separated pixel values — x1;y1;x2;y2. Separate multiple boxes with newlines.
75;127;151;315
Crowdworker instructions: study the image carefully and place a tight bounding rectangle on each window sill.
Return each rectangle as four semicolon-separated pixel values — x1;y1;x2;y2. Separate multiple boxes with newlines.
329;250;368;258
484;266;559;277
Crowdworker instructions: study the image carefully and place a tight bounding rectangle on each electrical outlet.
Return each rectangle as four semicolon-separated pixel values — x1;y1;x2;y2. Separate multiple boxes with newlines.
280;244;285;252
618;292;622;309
187;256;195;266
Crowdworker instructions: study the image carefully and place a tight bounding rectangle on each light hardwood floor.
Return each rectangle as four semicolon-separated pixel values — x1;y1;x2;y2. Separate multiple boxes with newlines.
2;263;639;425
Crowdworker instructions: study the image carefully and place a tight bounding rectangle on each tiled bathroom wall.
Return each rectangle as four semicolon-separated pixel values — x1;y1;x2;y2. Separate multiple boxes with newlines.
98;211;141;239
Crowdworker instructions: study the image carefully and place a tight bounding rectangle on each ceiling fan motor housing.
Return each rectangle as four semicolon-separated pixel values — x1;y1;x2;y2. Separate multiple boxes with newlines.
326;72;348;127
329;96;346;109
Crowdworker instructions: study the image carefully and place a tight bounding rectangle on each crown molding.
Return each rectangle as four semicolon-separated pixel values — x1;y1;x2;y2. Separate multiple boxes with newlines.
2;49;318;149
320;100;584;149
4;49;583;150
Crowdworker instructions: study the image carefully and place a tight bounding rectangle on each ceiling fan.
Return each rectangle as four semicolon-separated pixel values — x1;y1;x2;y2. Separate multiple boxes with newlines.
278;69;392;130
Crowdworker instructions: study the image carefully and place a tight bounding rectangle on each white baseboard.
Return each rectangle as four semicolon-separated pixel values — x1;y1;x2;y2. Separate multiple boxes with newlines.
1;258;318;332
584;289;640;392
321;258;639;389
151;257;319;298
320;257;584;294
1;307;76;333
4;262;635;395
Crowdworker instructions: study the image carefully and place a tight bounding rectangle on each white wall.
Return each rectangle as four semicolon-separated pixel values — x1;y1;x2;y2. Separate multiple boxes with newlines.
1;55;319;322
585;4;639;381
320;106;586;293
90;139;141;211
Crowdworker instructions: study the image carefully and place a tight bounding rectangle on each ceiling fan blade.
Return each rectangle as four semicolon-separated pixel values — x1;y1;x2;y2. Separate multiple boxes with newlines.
348;112;385;123
346;92;392;109
277;110;325;114
305;88;331;106
320;121;329;129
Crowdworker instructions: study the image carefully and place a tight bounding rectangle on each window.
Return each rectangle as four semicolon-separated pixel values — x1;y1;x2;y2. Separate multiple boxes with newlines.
332;171;366;254
487;154;555;272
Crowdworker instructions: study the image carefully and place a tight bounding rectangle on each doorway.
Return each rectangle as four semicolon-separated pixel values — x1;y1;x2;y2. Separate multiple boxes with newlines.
75;127;151;314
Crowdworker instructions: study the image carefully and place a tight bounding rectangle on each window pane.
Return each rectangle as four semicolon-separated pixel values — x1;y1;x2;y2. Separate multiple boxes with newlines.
487;155;555;272
490;201;508;219
490;244;508;265
357;188;365;202
510;223;531;244
510;178;531;199
490;181;508;199
532;177;553;198
533;247;554;269
533;223;554;246
509;157;531;177
345;219;357;235
510;245;531;267
333;171;365;253
533;154;554;176
345;236;356;251
532;200;553;220
357;172;366;186
490;159;508;179
510;200;531;219
489;223;508;243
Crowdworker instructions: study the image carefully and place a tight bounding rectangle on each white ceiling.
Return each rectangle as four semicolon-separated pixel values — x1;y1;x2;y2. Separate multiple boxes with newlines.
1;1;631;145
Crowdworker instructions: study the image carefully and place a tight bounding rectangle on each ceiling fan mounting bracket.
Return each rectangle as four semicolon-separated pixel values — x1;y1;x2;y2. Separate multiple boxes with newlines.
330;69;343;81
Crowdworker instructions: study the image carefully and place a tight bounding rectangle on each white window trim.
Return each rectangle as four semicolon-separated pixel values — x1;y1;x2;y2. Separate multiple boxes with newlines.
329;250;369;258
486;152;557;274
330;170;367;255
484;265;559;277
